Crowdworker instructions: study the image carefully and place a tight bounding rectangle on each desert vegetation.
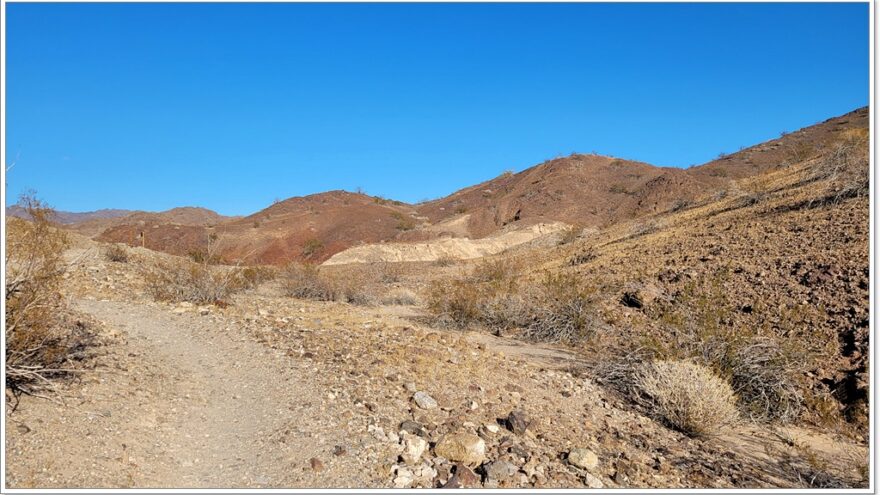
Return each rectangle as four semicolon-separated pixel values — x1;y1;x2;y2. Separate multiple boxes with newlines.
5;195;95;404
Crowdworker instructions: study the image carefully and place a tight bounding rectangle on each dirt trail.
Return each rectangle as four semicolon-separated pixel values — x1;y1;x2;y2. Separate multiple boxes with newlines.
6;299;372;488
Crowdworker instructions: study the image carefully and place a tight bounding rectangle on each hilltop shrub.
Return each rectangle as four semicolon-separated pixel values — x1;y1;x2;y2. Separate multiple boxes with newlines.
6;195;94;400
634;360;739;437
818;128;869;201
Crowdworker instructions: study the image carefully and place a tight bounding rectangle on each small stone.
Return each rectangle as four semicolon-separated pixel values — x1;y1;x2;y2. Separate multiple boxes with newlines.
413;391;438;410
400;420;428;438
568;448;599;471
434;432;486;466
333;445;347;456
482;460;517;483
309;457;324;472
368;424;387;441
442;464;481;488
400;432;428;465
584;472;604;488
393;466;414;488
505;410;530;435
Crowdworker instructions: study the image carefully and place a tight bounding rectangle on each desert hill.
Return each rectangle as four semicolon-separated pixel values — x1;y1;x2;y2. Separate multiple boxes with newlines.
52;106;868;266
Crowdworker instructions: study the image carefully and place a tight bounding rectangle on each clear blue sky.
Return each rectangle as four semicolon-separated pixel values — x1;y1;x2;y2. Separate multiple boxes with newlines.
5;3;869;215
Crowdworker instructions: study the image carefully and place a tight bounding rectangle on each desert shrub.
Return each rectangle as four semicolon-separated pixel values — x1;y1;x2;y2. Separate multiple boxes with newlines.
238;265;277;287
557;225;582;245
426;263;599;344
815;128;869;201
380;288;419;306
523;273;598;343
669;199;693;213
629;219;660;238
785;141;817;165
470;257;522;284
391;211;415;231
302;238;324;259
633;359;739;437
701;336;805;422
103;243;130;263
608;184;630;194
426;279;483;327
638;277;809;423
434;255;457;267
143;257;250;304
367;261;402;283
6;195;94;400
280;263;335;301
568;247;597;266
280;263;372;305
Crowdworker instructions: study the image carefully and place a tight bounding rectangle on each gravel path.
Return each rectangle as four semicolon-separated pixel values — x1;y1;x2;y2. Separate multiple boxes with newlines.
6;299;373;488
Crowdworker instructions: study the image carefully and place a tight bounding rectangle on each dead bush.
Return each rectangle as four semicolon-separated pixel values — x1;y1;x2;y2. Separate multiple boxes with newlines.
557;225;582;245
434;255;458;267
280;263;372;305
143;257;251;304
426;279;482;327
380;288;419;306
6;195;94;401
523;272;599;343
280;263;335;301
815;128;869;201
238;265;277;287
470;257;522;284
643;277;809;423
426;265;599;344
103;243;130;263
702;336;805;423
634;359;739;437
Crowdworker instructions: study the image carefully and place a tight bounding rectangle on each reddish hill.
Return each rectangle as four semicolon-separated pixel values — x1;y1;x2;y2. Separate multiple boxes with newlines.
96;191;420;264
415;155;722;237
690;107;869;180
89;106;867;265
213;191;419;264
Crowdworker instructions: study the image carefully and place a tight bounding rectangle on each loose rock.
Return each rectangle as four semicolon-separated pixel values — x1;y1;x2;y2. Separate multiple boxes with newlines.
434;432;487;466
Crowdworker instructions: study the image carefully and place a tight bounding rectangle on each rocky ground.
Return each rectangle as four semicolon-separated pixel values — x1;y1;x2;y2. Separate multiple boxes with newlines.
4;227;869;488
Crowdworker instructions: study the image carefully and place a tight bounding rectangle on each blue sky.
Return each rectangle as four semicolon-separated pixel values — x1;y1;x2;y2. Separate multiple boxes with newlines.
5;3;869;215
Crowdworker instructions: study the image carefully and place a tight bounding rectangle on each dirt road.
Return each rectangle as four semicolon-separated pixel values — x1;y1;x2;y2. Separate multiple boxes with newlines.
5;299;373;488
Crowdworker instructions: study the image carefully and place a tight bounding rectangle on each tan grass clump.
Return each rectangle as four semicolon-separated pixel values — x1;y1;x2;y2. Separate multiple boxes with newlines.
634;359;739;437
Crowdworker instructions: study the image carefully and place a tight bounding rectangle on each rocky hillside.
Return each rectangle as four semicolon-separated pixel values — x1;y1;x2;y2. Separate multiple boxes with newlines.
58;107;868;267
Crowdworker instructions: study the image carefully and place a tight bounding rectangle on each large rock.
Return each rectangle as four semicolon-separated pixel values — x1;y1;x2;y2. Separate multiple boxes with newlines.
568;448;599;471
434;432;487;466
